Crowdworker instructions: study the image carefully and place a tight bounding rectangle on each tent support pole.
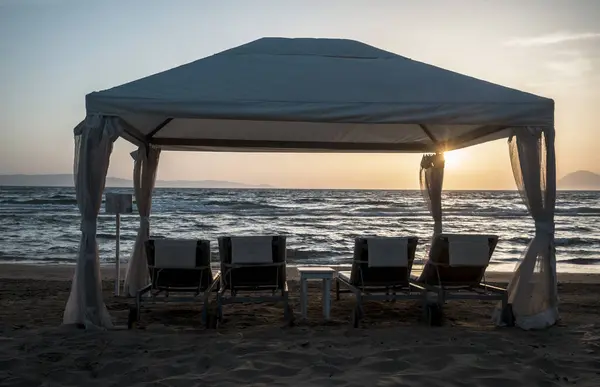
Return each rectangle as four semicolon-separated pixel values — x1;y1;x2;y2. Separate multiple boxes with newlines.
151;137;435;152
419;124;438;146
146;118;173;140
445;125;508;149
123;128;149;147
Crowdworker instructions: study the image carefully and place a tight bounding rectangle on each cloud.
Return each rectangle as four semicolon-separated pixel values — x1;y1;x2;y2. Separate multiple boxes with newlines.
544;51;594;78
545;58;593;77
505;31;600;47
525;79;581;90
524;50;597;93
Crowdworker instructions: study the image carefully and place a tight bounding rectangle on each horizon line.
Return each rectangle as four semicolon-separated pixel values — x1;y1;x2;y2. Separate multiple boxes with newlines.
1;185;598;192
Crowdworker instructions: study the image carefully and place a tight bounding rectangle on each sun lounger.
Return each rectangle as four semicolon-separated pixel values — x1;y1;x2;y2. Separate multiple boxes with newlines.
216;235;293;325
335;236;430;327
129;239;220;327
414;233;512;325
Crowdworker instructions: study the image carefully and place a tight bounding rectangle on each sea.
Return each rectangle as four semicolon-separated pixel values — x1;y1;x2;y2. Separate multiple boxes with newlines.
0;187;598;273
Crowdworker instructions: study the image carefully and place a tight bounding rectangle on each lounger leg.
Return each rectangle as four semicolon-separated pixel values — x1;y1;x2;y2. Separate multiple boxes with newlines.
283;292;293;324
219;299;223;321
323;278;331;320
422;291;444;326
201;292;209;327
216;293;223;322
136;292;142;321
422;292;428;323
352;294;363;328
201;305;207;325
501;294;514;327
127;306;136;330
301;277;308;319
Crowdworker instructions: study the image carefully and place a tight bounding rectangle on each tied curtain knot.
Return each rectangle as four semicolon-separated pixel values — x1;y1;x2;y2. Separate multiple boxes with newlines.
140;216;150;240
140;216;150;229
534;220;555;237
420;153;445;170
80;219;97;235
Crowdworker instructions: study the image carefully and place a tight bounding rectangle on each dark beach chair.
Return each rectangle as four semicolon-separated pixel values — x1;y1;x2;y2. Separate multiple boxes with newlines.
216;235;292;325
335;236;429;327
414;233;512;325
130;239;220;327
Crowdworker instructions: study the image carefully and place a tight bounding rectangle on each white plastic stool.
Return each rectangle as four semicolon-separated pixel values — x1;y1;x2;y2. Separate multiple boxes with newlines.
297;266;336;320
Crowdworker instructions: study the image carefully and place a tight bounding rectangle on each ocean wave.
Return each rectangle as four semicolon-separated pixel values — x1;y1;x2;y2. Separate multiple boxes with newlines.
556;225;595;232
49;194;73;200
555;237;599;247
200;200;282;210
444;210;526;218
2;198;78;205
0;255;31;262
505;237;531;244
192;222;219;230
560;257;600;265
556;207;600;215
501;248;526;255
444;207;600;217
96;233;138;241
47;246;79;253
339;200;405;207
490;257;521;263
291;197;333;204
504;236;599;247
286;248;347;260
349;206;414;213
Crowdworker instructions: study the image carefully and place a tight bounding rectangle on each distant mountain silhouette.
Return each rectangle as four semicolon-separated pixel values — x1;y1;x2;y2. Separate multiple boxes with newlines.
0;174;272;188
2;172;599;190
558;171;600;190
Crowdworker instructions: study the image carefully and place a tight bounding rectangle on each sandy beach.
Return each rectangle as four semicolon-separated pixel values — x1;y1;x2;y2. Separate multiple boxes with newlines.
0;264;599;386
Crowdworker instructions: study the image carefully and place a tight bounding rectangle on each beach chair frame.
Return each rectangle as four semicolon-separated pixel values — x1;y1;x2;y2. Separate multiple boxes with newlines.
215;236;293;326
414;234;512;325
129;239;221;328
335;237;431;327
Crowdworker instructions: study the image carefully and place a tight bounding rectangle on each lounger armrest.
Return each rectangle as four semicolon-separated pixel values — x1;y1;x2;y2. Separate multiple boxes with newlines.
336;274;351;285
217;276;228;296
409;279;439;292
408;282;427;292
202;274;221;305
206;274;221;294
223;262;285;269
136;283;152;297
152;265;211;271
479;283;506;293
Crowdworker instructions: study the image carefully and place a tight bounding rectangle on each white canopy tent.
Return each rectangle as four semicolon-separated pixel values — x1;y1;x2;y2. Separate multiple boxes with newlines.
64;37;557;330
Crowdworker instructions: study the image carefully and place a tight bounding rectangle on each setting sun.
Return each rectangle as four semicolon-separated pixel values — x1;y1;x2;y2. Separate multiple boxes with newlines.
443;150;464;168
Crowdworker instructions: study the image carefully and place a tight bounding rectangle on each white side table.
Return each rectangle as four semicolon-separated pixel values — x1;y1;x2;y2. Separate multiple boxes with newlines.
297;266;336;320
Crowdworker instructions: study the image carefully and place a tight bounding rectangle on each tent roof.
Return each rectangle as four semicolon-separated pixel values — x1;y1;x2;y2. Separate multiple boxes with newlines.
85;37;554;152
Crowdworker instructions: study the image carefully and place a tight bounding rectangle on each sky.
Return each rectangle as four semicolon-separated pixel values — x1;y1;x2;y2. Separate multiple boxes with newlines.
1;0;599;189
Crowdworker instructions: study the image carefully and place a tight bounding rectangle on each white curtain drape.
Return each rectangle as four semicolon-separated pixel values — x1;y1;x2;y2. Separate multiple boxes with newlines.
420;153;445;236
493;126;558;329
63;115;123;328
123;146;161;297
